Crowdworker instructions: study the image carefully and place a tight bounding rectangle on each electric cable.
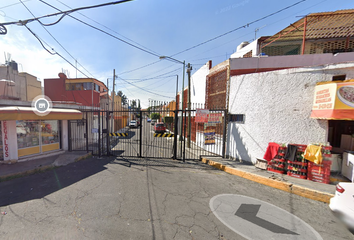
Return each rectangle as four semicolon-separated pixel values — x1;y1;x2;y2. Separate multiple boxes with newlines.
116;0;307;76
119;77;174;99
54;0;159;56
38;0;160;58
170;0;307;57
2;0;134;26
19;0;95;78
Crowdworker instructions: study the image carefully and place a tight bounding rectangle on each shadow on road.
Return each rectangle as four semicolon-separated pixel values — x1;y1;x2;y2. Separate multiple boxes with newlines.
0;156;218;208
0;157;115;207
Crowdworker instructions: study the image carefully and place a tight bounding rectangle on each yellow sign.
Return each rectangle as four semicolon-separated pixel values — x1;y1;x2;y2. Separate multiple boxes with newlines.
311;81;354;120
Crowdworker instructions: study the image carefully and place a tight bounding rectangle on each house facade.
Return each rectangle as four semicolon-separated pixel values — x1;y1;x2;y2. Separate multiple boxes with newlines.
228;62;354;163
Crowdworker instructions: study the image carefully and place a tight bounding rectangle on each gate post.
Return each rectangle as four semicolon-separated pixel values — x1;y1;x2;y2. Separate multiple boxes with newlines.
106;110;110;156
98;110;101;157
86;112;89;153
68;120;72;152
173;109;178;159
139;110;142;158
222;109;228;158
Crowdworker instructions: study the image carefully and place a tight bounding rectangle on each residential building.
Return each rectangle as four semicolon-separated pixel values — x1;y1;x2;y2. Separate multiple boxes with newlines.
228;61;354;163
0;61;42;101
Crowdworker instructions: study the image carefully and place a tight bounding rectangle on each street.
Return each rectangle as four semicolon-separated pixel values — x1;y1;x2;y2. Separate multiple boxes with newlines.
0;156;352;239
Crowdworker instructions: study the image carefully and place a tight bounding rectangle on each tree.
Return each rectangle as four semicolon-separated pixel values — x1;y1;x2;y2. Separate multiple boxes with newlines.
131;100;137;109
150;113;160;120
117;91;127;105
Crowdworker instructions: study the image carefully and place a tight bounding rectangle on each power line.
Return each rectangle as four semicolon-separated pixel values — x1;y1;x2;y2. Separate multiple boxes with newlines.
37;0;160;58
0;0;32;10
54;0;159;56
116;0;307;76
119;77;174;99
171;0;307;57
1;0;134;26
19;0;95;78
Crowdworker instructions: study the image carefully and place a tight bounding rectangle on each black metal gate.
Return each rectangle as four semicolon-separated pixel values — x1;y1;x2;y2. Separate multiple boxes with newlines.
68;118;87;152
69;101;227;160
108;101;227;161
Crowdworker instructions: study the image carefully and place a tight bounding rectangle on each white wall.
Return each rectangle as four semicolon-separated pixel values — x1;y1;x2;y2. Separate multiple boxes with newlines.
230;39;259;58
190;61;211;107
190;62;210;107
227;63;354;163
230;52;354;72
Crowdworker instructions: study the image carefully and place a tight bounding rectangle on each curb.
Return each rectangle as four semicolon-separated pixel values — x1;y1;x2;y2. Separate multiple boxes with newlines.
201;158;334;203
74;152;92;162
0;165;54;182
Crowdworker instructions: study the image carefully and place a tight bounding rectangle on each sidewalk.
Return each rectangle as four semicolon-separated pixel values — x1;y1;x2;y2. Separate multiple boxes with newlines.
0;151;91;181
200;156;349;203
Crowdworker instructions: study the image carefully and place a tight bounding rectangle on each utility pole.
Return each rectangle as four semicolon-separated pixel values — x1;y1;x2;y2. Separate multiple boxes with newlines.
187;63;192;148
112;69;116;132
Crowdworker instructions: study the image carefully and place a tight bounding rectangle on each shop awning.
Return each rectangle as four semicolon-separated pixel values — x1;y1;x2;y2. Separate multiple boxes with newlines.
311;81;354;120
0;106;82;121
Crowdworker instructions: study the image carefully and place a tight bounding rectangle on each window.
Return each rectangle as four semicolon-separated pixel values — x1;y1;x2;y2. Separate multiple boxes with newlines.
83;82;93;90
16;120;40;149
93;84;100;92
332;75;346;81
229;114;245;123
41;120;60;145
75;83;83;90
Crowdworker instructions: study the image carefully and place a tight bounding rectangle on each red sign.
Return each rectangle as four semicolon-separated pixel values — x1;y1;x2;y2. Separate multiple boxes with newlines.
196;109;209;123
3;121;9;158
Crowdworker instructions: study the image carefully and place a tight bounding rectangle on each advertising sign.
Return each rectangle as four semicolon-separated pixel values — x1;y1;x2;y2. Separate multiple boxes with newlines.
195;109;209;123
311;81;354;120
204;130;216;145
208;113;222;124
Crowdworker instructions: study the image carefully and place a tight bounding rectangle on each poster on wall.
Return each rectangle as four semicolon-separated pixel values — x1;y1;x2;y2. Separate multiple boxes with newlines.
204;130;216;145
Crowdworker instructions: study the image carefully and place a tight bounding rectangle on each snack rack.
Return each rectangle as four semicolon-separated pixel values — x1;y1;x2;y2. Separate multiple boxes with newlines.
286;144;308;179
267;145;287;174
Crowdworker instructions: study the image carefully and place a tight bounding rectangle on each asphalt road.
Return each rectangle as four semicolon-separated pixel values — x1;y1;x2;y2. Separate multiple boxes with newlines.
0;156;352;240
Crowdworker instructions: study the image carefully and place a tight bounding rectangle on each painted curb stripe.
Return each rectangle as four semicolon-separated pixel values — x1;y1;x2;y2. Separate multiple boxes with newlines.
201;158;334;203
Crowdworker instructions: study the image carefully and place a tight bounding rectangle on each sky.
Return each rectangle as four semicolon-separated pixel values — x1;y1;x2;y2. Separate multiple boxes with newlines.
0;0;353;108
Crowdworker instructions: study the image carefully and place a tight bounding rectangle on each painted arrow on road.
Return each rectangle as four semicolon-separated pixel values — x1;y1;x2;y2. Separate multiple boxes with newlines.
235;204;299;235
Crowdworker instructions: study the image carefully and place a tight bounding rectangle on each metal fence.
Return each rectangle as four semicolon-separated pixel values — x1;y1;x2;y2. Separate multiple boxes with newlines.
68;101;227;161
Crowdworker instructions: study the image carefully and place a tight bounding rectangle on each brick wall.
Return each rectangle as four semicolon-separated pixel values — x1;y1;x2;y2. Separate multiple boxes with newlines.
205;68;228;109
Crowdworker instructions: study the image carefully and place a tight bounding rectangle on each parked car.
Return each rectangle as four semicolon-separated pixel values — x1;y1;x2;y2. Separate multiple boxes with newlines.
151;119;157;125
329;182;354;233
147;118;151;122
129;120;137;128
154;122;166;133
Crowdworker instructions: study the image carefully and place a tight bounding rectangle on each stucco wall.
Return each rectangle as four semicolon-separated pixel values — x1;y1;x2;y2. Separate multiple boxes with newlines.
227;63;354;163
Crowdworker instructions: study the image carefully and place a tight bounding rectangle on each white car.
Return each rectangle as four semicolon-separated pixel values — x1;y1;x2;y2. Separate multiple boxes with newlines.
129;120;137;128
329;182;354;232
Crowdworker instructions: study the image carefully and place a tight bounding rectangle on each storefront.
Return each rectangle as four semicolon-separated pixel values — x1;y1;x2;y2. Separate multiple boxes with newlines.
0;106;82;161
311;80;354;151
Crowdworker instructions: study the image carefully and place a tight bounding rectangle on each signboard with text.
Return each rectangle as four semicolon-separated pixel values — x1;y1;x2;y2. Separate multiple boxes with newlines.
311;81;354;120
208;113;222;124
195;109;209;123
